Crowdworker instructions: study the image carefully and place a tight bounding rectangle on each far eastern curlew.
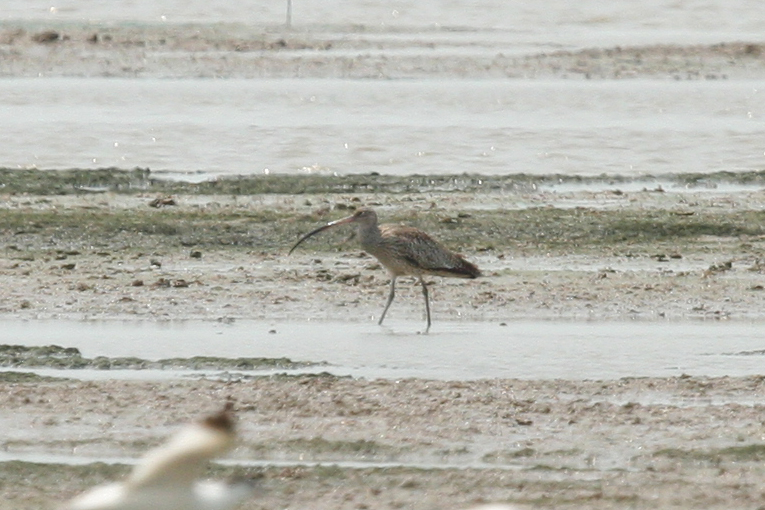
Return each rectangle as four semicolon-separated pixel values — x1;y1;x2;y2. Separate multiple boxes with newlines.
289;207;481;332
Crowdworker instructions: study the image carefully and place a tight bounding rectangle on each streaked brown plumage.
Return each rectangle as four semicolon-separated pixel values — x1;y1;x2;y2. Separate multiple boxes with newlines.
289;207;481;332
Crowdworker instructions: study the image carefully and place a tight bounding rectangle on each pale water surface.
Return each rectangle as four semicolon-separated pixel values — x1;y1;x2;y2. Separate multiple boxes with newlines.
2;78;764;179
3;319;765;381
2;0;765;179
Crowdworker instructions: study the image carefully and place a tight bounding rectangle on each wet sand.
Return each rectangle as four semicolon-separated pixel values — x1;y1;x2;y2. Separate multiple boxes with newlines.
1;22;764;79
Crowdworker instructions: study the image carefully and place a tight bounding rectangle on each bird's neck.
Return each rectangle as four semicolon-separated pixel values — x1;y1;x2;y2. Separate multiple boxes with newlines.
357;223;382;250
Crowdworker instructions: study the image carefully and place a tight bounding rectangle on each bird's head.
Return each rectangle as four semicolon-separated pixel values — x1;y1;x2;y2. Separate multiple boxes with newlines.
289;206;378;254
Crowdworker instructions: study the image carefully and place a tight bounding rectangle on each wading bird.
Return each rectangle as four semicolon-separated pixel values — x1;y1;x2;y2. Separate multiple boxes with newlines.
62;405;256;510
289;207;481;332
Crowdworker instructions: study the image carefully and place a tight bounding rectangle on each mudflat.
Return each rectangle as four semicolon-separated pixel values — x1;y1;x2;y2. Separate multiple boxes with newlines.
2;19;765;509
2;172;765;323
2;172;765;509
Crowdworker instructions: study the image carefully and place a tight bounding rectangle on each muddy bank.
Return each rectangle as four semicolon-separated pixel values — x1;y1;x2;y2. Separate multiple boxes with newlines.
3;375;765;509
1;181;764;509
1;22;764;79
2;174;765;322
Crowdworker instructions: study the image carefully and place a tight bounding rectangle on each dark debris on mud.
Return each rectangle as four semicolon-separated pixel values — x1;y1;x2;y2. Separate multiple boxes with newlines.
0;344;322;371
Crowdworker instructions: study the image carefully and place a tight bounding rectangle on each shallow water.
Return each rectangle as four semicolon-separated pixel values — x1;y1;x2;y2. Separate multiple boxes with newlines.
3;78;764;179
3;0;765;182
4;319;765;381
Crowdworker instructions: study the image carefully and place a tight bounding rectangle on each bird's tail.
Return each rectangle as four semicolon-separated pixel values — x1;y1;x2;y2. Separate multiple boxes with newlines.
432;256;482;279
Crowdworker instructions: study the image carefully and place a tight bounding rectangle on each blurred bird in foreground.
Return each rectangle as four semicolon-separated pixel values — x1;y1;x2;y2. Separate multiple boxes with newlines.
290;207;481;333
62;405;256;510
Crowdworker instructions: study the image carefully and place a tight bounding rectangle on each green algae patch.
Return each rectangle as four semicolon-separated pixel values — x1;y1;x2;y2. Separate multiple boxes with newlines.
242;437;402;460
0;344;89;369
0;344;323;371
0;167;154;195
5;168;765;260
482;447;538;463
285;437;394;456
0;371;69;383
0;168;569;195
4;167;765;196
3;200;765;257
156;356;324;370
0;168;505;195
264;371;350;381
0;206;288;252
653;444;765;463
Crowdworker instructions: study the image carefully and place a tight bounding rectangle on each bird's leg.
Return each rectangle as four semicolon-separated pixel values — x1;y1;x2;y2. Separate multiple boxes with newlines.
379;276;397;325
419;276;431;333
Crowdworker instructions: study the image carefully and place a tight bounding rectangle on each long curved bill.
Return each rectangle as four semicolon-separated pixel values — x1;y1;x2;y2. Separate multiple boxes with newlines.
288;214;357;255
